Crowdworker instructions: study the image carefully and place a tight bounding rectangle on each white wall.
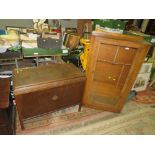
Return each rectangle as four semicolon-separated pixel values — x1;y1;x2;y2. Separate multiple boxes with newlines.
0;19;34;29
0;19;78;29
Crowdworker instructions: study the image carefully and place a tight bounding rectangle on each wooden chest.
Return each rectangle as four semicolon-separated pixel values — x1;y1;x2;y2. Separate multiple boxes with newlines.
13;64;86;129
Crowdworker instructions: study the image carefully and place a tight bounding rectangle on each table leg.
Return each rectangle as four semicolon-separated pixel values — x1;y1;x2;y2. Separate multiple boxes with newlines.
18;115;24;130
15;96;25;130
15;59;19;69
54;56;56;63
36;56;39;67
16;106;24;130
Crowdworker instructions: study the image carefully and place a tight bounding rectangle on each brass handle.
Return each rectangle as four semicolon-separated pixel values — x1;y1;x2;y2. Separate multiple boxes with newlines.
108;76;116;81
125;47;130;50
52;95;59;101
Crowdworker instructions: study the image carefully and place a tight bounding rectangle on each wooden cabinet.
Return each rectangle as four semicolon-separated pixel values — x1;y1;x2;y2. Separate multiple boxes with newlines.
82;31;150;112
13;64;85;129
0;78;16;135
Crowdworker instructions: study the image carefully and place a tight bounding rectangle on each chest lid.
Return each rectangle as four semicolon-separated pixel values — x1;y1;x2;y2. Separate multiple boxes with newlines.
13;63;85;91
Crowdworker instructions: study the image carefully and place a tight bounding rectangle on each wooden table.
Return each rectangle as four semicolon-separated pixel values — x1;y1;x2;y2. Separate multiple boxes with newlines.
0;50;22;69
22;48;68;66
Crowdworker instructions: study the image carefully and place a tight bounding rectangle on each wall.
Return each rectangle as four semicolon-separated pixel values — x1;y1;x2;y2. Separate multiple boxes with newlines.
0;19;34;29
60;19;77;28
0;19;77;29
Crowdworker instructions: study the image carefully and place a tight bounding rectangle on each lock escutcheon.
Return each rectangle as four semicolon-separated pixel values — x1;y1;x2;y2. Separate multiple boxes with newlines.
52;95;59;101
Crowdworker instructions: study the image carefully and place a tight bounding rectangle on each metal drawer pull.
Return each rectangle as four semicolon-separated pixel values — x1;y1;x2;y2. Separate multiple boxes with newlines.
52;95;59;101
108;76;116;81
125;47;130;50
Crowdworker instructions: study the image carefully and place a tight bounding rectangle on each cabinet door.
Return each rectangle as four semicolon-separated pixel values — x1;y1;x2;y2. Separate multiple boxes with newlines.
83;37;149;112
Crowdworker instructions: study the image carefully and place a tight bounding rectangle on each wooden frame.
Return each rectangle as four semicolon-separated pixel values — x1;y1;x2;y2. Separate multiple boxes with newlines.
6;26;20;32
6;26;28;34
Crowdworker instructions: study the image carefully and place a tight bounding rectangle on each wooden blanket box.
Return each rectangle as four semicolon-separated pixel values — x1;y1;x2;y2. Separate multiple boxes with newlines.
13;64;86;129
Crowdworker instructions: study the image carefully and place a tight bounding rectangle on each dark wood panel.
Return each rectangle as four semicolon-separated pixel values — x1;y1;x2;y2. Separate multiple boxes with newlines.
0;125;9;135
0;110;7;124
18;81;84;119
0;78;10;109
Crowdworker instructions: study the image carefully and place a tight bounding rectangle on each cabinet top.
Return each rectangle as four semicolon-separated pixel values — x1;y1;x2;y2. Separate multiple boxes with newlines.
13;63;85;94
92;31;150;44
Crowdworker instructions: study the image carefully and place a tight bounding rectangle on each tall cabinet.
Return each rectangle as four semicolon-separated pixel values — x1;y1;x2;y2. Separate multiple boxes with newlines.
82;31;150;112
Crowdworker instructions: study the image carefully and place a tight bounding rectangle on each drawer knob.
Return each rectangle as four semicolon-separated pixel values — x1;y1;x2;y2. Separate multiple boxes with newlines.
52;95;59;101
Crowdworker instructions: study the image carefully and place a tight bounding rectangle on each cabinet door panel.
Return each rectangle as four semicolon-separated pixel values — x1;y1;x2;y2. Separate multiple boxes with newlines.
89;92;119;106
115;46;137;64
94;62;123;86
98;44;118;62
117;65;131;89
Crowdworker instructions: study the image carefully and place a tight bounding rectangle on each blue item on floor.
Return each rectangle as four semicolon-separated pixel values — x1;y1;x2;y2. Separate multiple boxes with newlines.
127;90;137;102
0;29;6;35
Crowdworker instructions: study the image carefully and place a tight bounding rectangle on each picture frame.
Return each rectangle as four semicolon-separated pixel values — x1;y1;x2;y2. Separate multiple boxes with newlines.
6;26;28;34
20;27;27;34
132;73;151;91
139;62;153;74
6;26;20;32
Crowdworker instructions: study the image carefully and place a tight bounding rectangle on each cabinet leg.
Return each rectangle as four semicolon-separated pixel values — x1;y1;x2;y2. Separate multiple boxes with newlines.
16;107;24;130
15;59;19;69
19;117;24;130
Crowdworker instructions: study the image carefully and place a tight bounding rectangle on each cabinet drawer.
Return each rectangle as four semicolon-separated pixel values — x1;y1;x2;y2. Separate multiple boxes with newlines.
17;81;84;119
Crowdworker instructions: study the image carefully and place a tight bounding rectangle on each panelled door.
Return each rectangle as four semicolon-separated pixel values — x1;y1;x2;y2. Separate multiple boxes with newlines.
83;36;148;112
